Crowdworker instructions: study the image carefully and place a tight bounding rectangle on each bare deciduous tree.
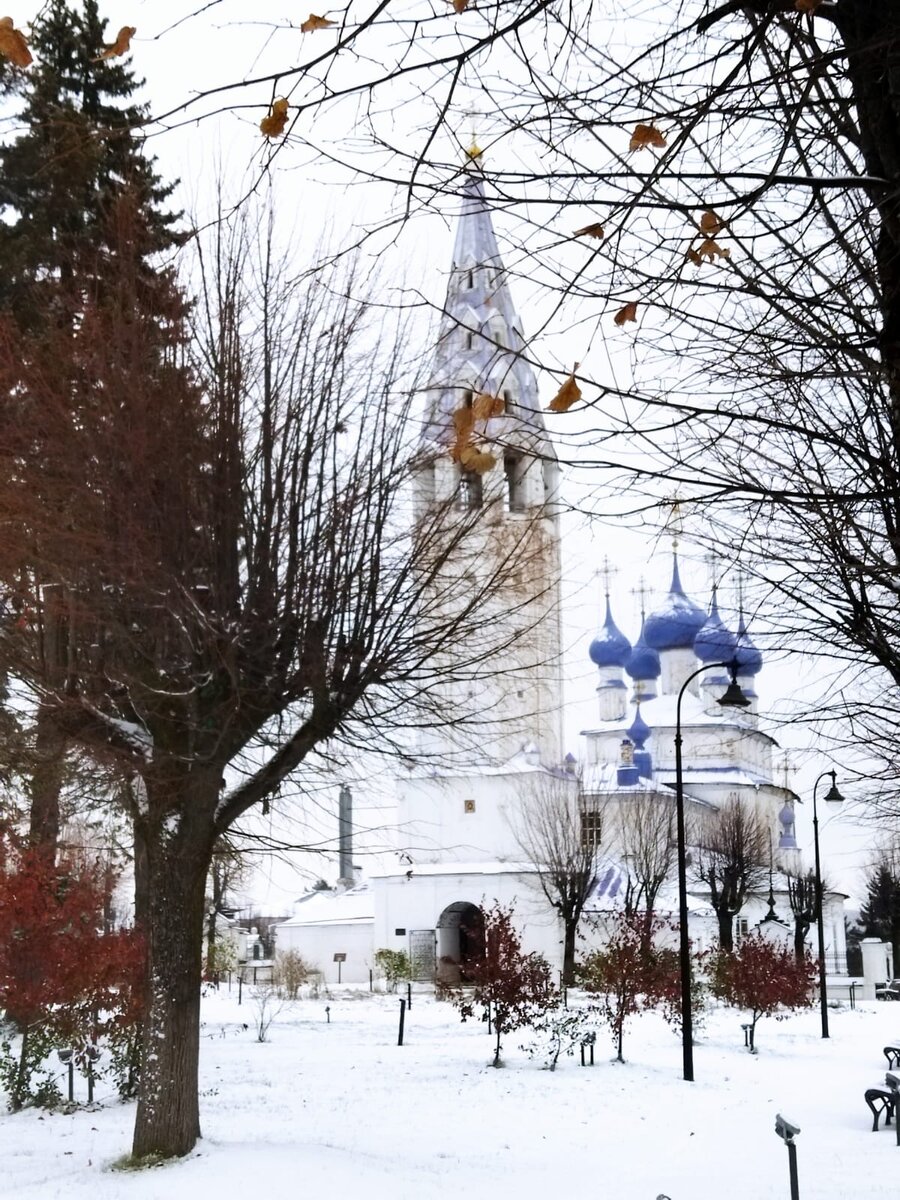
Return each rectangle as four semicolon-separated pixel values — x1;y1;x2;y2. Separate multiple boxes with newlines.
784;866;820;965
0;204;555;1159
618;794;677;949
696;799;770;951
510;774;601;986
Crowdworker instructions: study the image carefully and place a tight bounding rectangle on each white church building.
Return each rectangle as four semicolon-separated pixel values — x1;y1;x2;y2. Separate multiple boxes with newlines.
274;162;848;987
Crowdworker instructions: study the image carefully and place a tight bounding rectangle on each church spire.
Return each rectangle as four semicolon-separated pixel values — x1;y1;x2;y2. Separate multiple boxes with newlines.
421;166;553;459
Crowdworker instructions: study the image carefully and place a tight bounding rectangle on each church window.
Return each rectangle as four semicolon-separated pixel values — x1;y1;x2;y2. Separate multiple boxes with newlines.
504;455;526;512
468;270;474;288
458;470;483;509
394;928;406;936
503;389;512;405
466;331;473;349
464;390;474;408
581;811;603;848
734;916;749;945
464;799;476;814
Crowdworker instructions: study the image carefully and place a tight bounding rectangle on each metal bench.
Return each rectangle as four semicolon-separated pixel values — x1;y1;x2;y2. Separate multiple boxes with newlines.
865;1071;900;1141
884;1044;900;1070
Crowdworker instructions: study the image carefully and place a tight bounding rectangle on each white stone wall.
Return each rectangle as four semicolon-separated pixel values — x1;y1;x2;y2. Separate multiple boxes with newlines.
274;920;375;986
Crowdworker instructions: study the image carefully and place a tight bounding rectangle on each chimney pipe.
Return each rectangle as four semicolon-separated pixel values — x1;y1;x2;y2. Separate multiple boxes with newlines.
338;784;353;885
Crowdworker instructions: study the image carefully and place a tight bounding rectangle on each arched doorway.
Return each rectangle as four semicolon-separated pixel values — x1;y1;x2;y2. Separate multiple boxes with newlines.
436;901;485;985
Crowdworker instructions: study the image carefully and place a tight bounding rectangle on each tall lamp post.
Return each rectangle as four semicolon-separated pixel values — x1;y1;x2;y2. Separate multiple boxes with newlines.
812;769;843;1039
675;658;750;1082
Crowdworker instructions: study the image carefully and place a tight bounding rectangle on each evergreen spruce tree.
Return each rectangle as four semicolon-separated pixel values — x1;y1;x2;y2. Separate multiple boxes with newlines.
860;861;900;972
0;1;186;859
0;0;180;326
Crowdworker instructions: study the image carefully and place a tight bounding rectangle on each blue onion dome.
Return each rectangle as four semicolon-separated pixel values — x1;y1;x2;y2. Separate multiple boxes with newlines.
693;586;738;664
627;704;651;750
644;554;707;651
625;617;661;681
734;613;763;676
589;595;632;668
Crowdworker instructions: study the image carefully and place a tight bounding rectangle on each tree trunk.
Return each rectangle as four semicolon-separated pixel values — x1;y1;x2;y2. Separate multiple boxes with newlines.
562;921;578;987
793;921;807;964
715;906;734;952
131;784;216;1160
28;704;65;858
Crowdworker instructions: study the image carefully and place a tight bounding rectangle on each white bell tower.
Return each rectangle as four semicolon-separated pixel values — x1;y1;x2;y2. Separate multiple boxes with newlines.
414;155;564;767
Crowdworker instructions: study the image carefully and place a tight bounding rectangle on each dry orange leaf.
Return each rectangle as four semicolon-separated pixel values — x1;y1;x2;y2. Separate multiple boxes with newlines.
93;25;135;61
459;445;496;474
573;222;605;239
547;367;581;413
686;248;702;267
614;302;638;326
450;405;474;462
301;13;335;31
700;209;724;235
452;0;471;11
629;123;666;152
472;392;504;420
453;405;475;437
260;98;290;139
698;238;731;262
795;0;823;12
0;17;31;67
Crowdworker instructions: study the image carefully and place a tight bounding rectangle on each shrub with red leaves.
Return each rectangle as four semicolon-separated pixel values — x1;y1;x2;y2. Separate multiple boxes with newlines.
451;903;556;1066
710;932;816;1052
0;848;144;1108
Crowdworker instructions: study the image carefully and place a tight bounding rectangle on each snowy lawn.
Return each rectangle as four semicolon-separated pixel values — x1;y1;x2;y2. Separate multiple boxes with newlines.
3;988;899;1200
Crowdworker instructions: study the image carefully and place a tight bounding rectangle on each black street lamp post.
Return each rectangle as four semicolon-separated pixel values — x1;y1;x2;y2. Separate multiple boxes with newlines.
675;658;750;1082
812;769;843;1039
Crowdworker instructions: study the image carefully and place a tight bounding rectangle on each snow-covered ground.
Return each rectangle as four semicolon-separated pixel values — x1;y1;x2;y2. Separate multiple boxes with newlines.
3;988;899;1199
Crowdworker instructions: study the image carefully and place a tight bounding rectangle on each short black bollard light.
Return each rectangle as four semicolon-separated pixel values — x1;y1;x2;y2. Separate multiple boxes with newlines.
369;969;373;992
398;998;406;1046
325;1005;331;1024
849;981;857;1011
580;1033;596;1067
775;1113;801;1200
85;1045;101;1104
57;1048;74;1104
407;981;412;1010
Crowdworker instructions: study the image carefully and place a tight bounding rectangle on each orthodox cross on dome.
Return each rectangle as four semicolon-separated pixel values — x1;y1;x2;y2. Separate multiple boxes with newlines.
704;551;719;592
776;754;797;791
630;575;651;617
598;556;618;597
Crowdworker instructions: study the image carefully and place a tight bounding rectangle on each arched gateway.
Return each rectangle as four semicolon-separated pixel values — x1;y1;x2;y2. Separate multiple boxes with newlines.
436;901;485;984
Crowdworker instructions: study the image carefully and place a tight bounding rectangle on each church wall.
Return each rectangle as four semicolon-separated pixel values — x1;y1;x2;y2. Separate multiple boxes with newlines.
396;769;577;866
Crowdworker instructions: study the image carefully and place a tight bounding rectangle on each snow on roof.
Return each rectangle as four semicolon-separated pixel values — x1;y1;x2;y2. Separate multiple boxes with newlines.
580;762;717;808
371;860;541;880
653;767;776;789
401;748;573;782
581;691;778;745
276;886;374;928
